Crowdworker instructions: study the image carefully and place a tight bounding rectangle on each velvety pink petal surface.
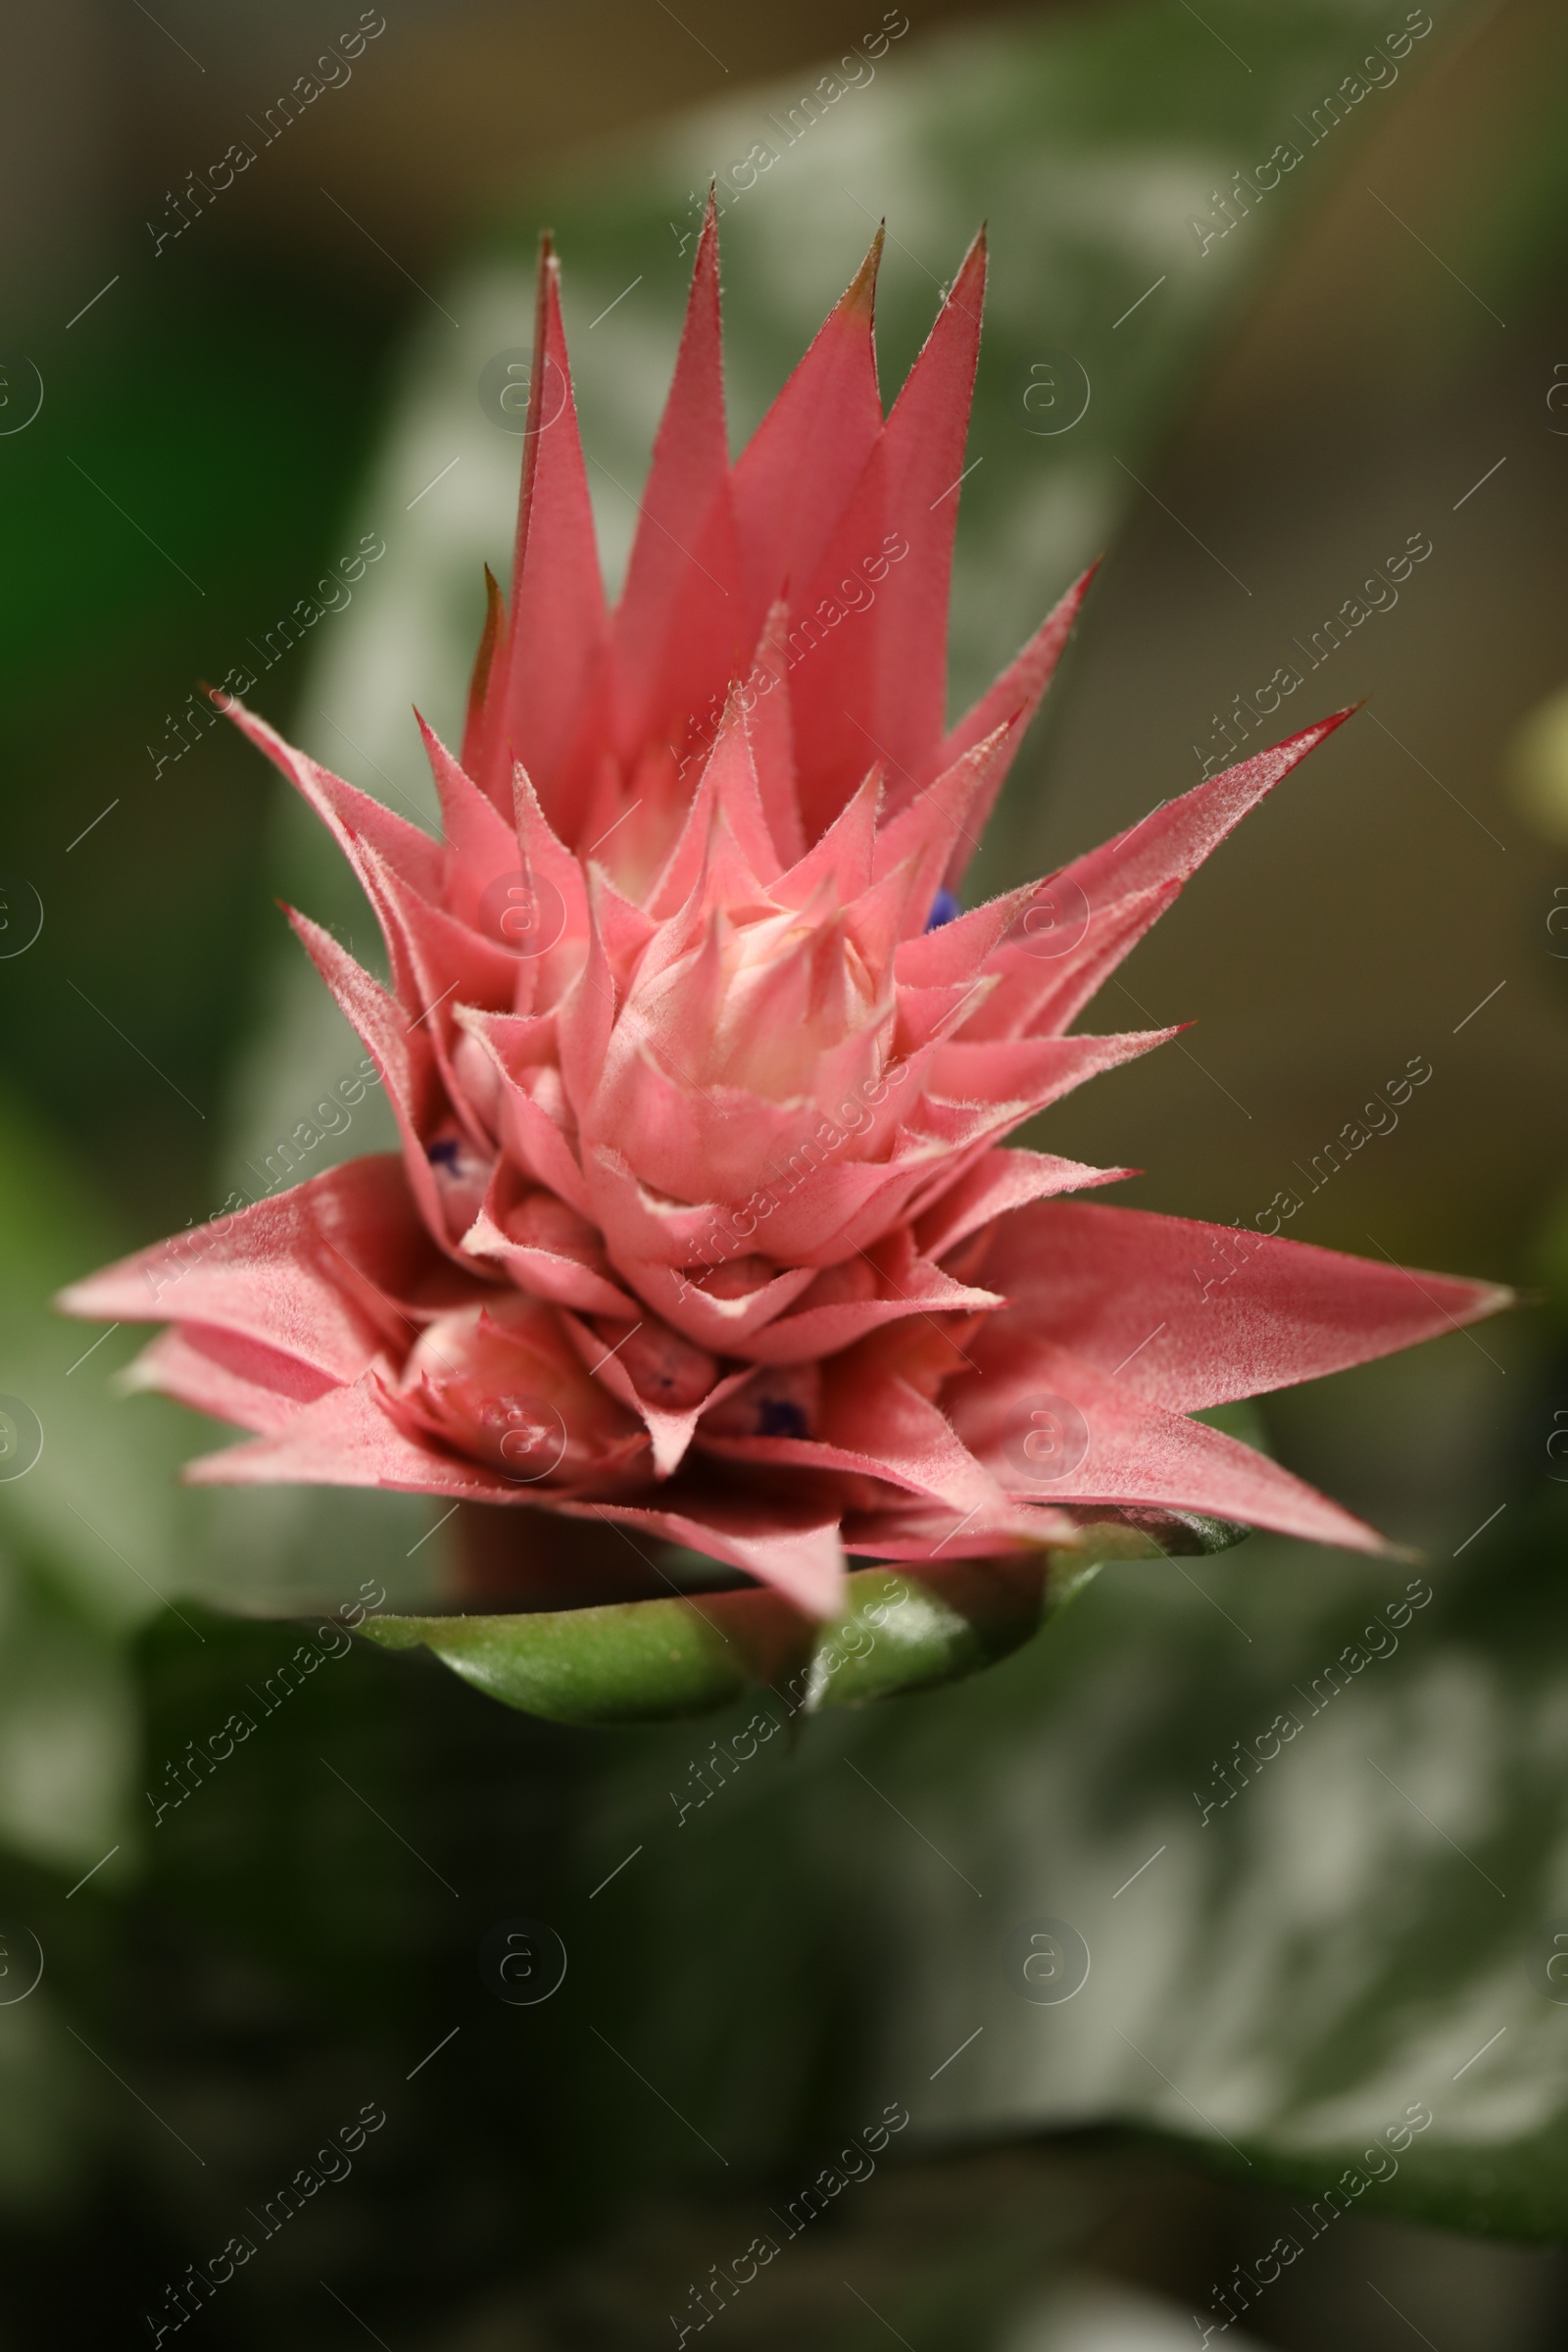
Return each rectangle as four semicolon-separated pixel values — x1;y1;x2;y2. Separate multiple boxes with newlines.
979;1200;1512;1412
949;1336;1391;1555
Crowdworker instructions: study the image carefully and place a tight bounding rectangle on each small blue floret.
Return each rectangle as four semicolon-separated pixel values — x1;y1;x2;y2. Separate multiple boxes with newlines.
426;1140;462;1170
925;888;961;931
757;1397;809;1440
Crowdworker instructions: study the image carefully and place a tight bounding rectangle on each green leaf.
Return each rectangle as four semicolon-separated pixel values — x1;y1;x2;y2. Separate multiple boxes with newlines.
363;1579;810;1727
361;1561;1072;1726
357;1519;1246;1726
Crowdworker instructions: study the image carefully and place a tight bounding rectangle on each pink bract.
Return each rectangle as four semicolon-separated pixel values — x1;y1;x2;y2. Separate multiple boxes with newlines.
61;208;1508;1616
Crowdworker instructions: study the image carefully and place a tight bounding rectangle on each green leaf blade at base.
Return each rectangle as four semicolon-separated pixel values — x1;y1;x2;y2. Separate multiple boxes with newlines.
355;1521;1236;1726
361;1584;808;1727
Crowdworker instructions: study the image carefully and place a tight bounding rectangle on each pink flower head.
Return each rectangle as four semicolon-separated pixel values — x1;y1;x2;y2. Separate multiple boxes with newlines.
62;207;1508;1616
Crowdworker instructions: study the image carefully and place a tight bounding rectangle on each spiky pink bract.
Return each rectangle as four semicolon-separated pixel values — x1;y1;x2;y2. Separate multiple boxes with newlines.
62;209;1508;1616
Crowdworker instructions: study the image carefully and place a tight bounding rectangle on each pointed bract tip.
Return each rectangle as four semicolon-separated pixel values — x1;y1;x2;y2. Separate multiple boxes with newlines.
1050;562;1101;630
842;221;885;318
463;564;508;760
1272;703;1358;760
938;225;988;321
1307;704;1358;749
695;191;722;271
533;233;564;317
969;715;1017;761
477;563;507;649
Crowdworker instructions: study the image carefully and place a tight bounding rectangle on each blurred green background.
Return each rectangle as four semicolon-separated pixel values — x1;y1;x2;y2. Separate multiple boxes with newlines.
2;0;1568;2342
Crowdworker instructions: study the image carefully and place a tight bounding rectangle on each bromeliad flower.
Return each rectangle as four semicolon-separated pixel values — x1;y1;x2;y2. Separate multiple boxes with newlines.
62;209;1506;1626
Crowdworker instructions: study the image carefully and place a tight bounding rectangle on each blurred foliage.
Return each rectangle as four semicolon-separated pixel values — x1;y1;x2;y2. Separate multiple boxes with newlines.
0;264;403;1234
